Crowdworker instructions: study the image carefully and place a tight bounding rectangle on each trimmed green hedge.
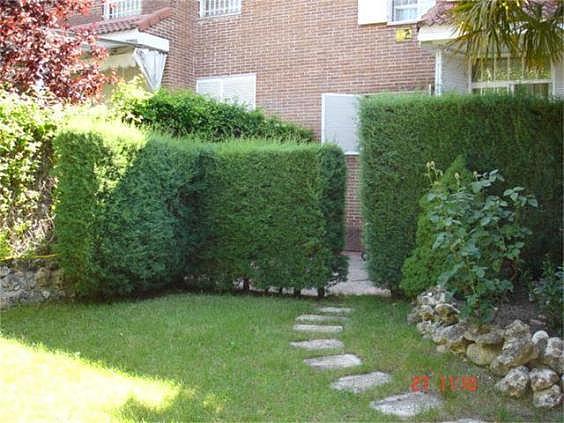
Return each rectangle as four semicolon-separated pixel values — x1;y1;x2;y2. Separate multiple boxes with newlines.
116;89;315;143
54;119;346;297
54;119;207;296
192;143;347;291
360;94;563;292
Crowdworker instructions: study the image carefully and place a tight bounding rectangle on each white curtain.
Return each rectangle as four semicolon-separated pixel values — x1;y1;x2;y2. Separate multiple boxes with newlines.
133;48;167;91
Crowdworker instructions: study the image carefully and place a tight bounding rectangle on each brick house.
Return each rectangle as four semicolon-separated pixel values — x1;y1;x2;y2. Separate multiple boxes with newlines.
73;0;563;251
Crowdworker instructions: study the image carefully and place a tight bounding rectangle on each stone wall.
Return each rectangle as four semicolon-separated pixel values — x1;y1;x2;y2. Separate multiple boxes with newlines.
408;287;563;409
0;261;66;309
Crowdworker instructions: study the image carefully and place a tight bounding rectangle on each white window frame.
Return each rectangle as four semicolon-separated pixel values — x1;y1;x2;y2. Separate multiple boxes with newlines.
196;73;256;110
468;56;553;96
390;0;418;23
200;0;242;18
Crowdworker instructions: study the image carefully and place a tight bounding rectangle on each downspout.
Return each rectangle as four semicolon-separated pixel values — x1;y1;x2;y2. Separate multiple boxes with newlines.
435;48;443;96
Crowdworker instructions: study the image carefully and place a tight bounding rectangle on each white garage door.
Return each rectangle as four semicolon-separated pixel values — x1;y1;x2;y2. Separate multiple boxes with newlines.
321;94;362;154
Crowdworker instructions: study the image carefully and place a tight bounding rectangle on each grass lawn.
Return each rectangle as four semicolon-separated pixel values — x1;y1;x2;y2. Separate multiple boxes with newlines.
1;293;561;422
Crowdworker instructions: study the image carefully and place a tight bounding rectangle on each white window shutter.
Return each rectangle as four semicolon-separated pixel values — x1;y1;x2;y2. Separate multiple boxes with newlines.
222;75;256;110
417;0;436;18
358;0;389;25
196;79;222;101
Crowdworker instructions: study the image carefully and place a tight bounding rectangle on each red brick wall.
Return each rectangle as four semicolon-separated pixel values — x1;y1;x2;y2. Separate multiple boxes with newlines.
345;154;362;251
189;0;435;137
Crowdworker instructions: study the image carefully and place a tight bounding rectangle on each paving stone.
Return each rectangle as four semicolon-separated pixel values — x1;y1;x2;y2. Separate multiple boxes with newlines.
300;288;319;297
330;371;392;393
304;354;362;370
328;281;391;297
290;339;344;351
369;392;443;419
293;324;343;334
441;419;487;423
296;314;347;323
317;307;353;315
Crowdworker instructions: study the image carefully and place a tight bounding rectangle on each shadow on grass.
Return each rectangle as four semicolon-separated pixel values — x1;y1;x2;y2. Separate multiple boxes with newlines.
0;294;325;421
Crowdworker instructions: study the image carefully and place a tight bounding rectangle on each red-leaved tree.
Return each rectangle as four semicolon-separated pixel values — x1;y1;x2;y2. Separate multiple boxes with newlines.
0;0;112;103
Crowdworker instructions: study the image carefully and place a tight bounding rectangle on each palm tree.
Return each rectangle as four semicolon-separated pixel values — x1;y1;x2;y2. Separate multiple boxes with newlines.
449;0;563;70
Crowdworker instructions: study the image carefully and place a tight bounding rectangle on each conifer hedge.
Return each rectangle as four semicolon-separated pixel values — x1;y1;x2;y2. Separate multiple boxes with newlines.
360;94;563;292
192;143;346;291
54;120;207;296
54;120;346;297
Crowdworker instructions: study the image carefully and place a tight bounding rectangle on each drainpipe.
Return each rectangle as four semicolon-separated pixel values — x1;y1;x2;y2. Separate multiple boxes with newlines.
435;48;443;96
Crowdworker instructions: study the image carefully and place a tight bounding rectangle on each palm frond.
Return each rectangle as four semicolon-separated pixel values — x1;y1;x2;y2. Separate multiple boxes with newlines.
448;0;563;70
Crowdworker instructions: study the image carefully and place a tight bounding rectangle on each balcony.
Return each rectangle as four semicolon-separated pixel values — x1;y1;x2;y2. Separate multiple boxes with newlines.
103;0;142;20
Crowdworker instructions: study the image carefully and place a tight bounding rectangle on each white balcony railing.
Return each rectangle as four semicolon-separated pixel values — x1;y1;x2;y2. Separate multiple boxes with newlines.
200;0;242;18
103;0;142;20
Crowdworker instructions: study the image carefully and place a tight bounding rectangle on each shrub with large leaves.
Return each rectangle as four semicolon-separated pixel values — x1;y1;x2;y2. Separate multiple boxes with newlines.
400;157;473;298
427;166;537;322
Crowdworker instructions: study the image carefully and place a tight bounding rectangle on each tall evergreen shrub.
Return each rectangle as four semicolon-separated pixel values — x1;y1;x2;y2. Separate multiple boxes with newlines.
192;143;346;291
54;119;206;296
360;94;562;291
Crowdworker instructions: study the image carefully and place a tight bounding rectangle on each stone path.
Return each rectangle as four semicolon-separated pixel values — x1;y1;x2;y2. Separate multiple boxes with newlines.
316;306;353;314
369;392;443;418
327;252;391;297
304;354;362;370
295;314;347;323
290;304;447;420
331;371;392;393
293;324;343;334
290;339;344;350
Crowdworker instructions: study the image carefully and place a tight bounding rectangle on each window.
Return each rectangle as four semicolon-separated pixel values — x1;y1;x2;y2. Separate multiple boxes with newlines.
391;0;435;23
200;0;242;18
470;57;552;97
392;0;418;22
196;74;256;109
103;0;142;20
358;0;435;25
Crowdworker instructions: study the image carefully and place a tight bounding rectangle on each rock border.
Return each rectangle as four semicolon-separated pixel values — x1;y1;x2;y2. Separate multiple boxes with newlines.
1;261;67;309
408;286;563;409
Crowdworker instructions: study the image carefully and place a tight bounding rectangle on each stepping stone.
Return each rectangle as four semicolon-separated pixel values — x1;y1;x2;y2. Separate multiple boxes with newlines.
317;306;353;315
369;392;443;419
290;339;344;351
441;420;487;423
328;281;391;297
296;314;347;323
304;354;362;370
330;371;392;393
300;288;318;297
293;324;343;334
